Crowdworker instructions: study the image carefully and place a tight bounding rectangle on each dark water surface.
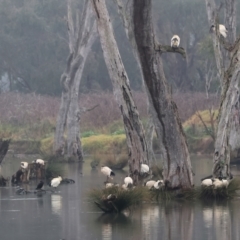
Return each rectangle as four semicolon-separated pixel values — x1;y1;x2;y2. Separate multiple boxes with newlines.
1;155;240;240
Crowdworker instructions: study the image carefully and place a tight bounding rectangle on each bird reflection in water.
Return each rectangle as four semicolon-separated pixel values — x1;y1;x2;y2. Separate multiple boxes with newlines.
51;194;62;215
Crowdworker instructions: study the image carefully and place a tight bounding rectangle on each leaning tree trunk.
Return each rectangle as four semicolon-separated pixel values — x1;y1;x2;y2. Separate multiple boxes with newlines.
205;0;240;178
132;0;193;189
114;0;157;165
54;0;95;161
91;0;149;184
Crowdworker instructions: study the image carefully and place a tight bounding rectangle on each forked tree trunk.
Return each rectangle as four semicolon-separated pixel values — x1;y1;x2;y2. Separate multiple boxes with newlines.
54;0;96;161
91;0;149;183
132;0;193;189
205;0;240;178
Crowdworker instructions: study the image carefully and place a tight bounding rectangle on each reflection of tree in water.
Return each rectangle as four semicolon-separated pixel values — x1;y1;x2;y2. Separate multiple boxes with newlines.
202;200;231;240
51;194;62;215
141;205;160;240
163;201;194;240
96;213;136;240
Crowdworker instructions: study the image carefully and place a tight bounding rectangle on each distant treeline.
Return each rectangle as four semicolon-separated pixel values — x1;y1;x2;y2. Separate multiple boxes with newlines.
0;0;239;95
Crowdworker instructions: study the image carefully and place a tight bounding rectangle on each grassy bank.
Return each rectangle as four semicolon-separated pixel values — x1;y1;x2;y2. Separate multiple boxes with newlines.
0;92;220;155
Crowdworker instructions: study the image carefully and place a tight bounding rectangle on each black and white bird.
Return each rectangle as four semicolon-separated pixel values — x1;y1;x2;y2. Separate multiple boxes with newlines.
171;35;180;48
201;178;213;187
21;162;28;170
210;24;228;38
50;176;62;190
101;166;115;182
36;180;44;190
124;176;133;188
146;180;164;189
33;159;45;165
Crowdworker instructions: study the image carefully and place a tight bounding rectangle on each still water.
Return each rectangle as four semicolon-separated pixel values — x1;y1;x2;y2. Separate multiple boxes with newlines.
0;155;240;240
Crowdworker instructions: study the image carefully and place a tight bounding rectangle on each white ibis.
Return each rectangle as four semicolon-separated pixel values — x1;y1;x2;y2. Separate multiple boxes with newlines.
210;24;228;38
171;35;180;48
146;180;156;189
50;176;62;190
21;162;28;169
153;180;165;189
124;176;133;188
141;164;150;174
201;178;213;187
101;166;115;182
33;159;45;165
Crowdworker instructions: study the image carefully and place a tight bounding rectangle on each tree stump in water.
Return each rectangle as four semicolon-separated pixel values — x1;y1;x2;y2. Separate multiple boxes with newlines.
12;163;46;184
0;139;10;165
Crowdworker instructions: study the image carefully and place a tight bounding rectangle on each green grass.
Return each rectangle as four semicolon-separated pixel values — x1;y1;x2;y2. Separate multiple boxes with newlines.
198;179;240;200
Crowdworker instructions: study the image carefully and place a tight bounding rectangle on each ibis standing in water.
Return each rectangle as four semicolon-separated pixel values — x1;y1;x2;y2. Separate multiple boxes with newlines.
101;166;115;182
50;176;62;190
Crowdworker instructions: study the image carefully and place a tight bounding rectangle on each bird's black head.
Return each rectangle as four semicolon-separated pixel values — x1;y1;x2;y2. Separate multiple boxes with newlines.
210;25;215;33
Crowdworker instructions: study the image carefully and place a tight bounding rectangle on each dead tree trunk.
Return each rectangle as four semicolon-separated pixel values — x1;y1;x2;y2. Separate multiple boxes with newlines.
91;0;149;184
114;0;157;165
205;0;240;178
132;0;193;189
54;0;96;161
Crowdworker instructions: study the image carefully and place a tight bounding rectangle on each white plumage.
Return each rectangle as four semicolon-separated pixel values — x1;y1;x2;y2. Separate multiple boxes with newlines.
154;180;164;189
201;178;213;187
222;179;229;187
219;24;228;38
51;176;62;188
105;183;114;188
212;178;223;188
146;180;164;189
101;166;115;182
141;164;150;173
124;176;133;187
171;35;180;48
122;183;128;190
211;24;228;38
35;159;45;165
146;180;157;189
21;162;28;169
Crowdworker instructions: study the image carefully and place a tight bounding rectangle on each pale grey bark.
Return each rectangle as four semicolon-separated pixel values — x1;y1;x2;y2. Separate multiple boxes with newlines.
114;0;157;165
91;0;149;183
54;0;96;161
224;0;236;45
132;0;193;189
213;38;240;178
205;0;225;83
205;0;240;177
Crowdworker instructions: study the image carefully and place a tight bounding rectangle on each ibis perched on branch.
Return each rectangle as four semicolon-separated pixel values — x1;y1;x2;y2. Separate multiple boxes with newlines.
171;35;180;48
210;24;228;38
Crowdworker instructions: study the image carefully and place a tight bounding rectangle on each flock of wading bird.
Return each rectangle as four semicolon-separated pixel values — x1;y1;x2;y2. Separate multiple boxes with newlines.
101;164;234;191
101;164;165;190
12;159;74;195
